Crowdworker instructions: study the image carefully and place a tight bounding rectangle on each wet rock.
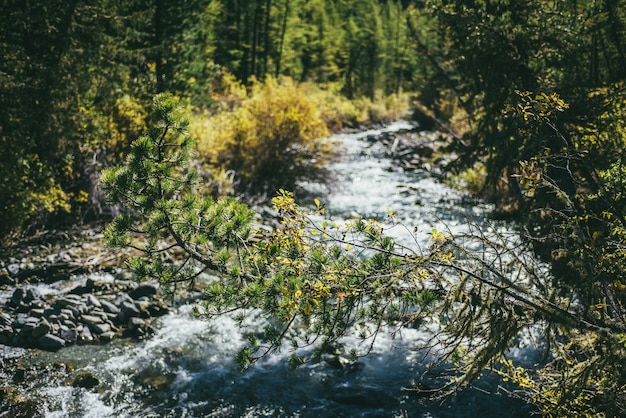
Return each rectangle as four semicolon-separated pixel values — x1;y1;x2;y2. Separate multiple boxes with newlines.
129;283;159;300
20;317;39;333
10;288;25;306
93;322;112;335
39;333;65;350
24;288;42;303
7;263;20;276
100;331;116;341
29;308;45;318
85;294;101;308
0;272;14;285
78;326;93;343
140;374;175;391
100;300;119;315
0;325;13;344
81;314;112;335
66;371;99;389
118;300;141;323
0;385;45;417
147;301;169;317
60;328;78;344
0;312;12;327
31;318;51;339
58;294;83;305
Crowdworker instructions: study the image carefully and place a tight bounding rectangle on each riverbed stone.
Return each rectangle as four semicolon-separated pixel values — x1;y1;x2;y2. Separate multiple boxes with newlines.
21;317;39;333
80;314;104;327
1;260;169;351
7;263;20;276
56;294;83;308
0;272;15;285
10;288;25;306
0;325;13;344
85;294;101;308
39;333;65;350
78;326;93;343
31;318;51;338
66;371;100;389
118;300;141;323
28;308;45;318
60;328;78;344
24;288;41;303
0;312;11;327
100;300;120;315
99;331;115;342
129;283;159;300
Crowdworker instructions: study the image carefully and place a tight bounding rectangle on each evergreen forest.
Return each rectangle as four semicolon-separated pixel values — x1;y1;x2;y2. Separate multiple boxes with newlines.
2;1;626;416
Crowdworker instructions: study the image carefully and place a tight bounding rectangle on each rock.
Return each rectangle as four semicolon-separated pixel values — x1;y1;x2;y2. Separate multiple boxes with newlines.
99;331;115;342
12;313;29;328
25;288;41;303
29;308;45;318
32;318;51;339
85;277;97;291
78;326;93;343
0;272;15;285
10;288;25;306
81;314;104;325
128;317;146;331
100;300;120;315
0;312;12;327
20;317;39;333
39;333;65;350
147;302;169;317
129;283;159;300
60;328;78;344
0;325;14;344
80;314;112;335
7;263;20;276
56;294;83;308
118;300;141;323
66;371;99;389
85;294;101;308
92;322;112;335
114;292;133;306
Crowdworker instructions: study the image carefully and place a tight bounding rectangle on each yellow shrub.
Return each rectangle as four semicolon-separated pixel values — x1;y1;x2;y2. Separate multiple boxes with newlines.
194;76;334;193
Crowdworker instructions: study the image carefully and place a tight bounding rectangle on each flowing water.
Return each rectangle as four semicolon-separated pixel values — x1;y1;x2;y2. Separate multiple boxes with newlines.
2;122;537;417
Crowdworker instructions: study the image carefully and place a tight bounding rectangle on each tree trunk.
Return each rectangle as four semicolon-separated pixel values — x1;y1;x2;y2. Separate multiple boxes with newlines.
275;0;290;77
154;0;165;93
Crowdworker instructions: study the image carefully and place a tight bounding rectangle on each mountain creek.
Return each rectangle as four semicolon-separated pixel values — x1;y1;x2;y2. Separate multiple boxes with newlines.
0;120;538;417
